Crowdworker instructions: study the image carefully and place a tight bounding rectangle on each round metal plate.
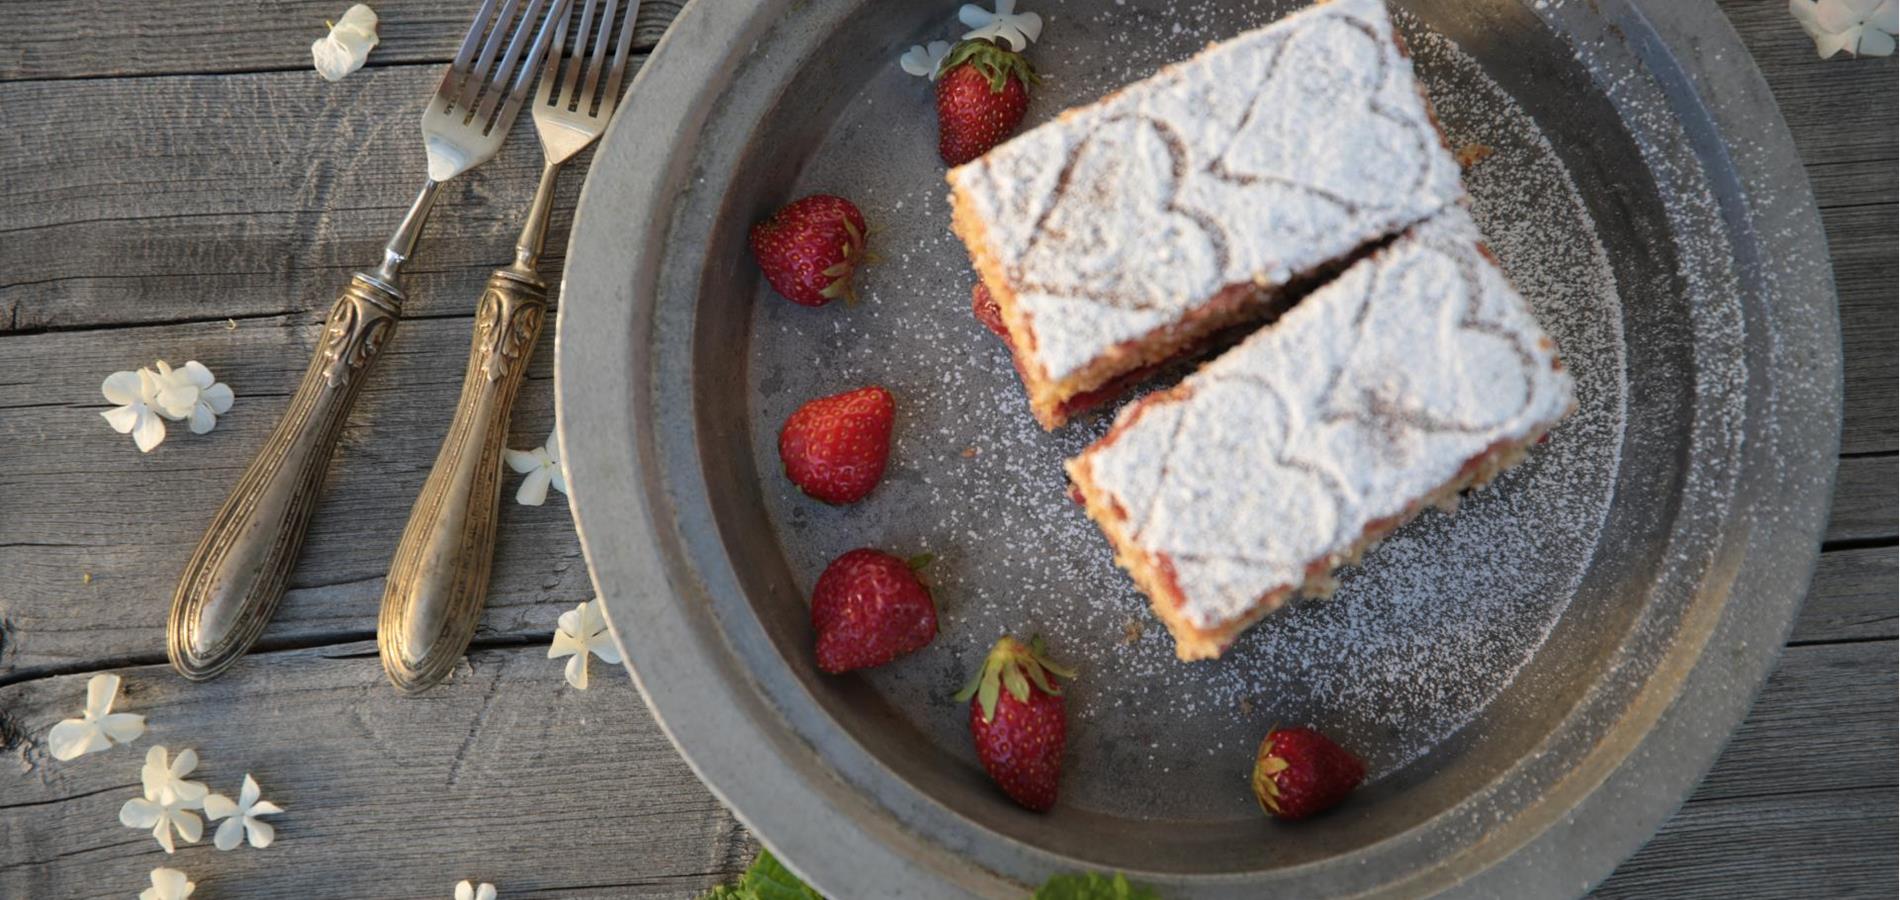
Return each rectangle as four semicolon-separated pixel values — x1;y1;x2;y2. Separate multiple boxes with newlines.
554;1;1841;896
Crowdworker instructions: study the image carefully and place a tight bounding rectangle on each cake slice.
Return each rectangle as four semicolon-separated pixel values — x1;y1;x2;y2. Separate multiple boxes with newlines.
947;0;1464;428
1065;209;1575;660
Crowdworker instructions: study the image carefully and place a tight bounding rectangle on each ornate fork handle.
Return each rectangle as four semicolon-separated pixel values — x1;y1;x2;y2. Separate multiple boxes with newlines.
169;274;402;680
379;269;548;693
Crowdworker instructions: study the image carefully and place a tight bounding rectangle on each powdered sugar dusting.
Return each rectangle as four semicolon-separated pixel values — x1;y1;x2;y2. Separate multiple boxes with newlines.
1079;207;1577;634
747;3;1625;819
948;0;1463;384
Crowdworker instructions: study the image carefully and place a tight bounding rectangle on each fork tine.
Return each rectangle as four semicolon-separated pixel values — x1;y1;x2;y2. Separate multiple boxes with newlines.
436;0;500;114
577;0;617;114
490;0;576;134
455;0;525;115
536;0;578;107
596;2;640;117
472;0;553;129
560;0;604;111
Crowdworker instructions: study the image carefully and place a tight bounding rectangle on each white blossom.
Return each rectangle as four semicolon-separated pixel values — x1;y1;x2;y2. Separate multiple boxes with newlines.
119;747;209;853
1789;0;1896;57
959;1;1043;51
504;432;566;506
101;368;167;452
152;360;235;434
140;868;196;900
313;4;381;81
900;40;953;79
47;673;145;761
549;600;622;690
203;774;284;850
455;880;498;900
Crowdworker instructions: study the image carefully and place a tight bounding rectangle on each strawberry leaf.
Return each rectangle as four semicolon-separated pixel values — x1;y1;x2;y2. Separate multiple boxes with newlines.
1032;872;1160;900
1002;664;1031;703
698;849;824;900
977;666;1001;721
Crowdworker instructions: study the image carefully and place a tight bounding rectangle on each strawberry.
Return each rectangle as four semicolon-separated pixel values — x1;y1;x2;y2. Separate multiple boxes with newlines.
971;282;1008;338
936;40;1037;166
811;549;939;673
749;194;870;307
777;386;895;504
1250;726;1366;821
954;635;1076;811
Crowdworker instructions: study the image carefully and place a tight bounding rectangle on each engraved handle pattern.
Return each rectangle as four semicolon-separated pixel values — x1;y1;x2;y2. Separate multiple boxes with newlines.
378;269;548;693
169;274;402;680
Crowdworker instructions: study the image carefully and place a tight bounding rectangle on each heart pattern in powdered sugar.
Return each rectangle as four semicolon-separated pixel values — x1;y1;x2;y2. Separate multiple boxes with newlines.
1315;240;1540;452
1209;13;1434;211
1012;116;1227;311
1140;374;1346;589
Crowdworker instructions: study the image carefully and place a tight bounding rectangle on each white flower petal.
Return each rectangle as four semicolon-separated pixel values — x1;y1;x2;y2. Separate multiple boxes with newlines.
102;404;141;434
1856;24;1897;53
213;816;244;851
84;673;120;716
456;881;476;900
121;797;162;829
556;607;583;637
550;465;568;495
514;467;553;506
170;748;198;778
188;403;217;435
99;712;146;745
504;448;540;474
250;799;284;816
246;817;276;848
133;412;167;452
566;652;589;689
148;867;194;900
154;382;198;420
141;747;170;799
1874;0;1899;32
544;430;562;464
202;382;235;414
590;635;624;666
172;809;203;844
182;361;215;389
239;774;261;807
202;793;237;820
477;885;497;900
48;719;105;761
102;371;144;406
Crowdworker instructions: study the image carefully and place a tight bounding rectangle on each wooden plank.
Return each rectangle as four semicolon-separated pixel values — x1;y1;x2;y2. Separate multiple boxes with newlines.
0;641;752;898
1715;0;1900;171
1824;455;1898;544
2;0;685;81
0;66;597;335
0;311;577;676
1591;639;1900;897
1792;546;1899;644
1825;204;1898;455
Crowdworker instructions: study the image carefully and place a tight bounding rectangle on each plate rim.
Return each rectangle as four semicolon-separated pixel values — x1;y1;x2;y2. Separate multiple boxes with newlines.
553;0;1844;896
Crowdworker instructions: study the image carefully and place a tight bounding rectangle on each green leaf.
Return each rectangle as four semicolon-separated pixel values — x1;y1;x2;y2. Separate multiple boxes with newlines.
1002;664;1031;703
978;667;1002;721
744;850;824;900
1031;872;1161;900
698;849;825;900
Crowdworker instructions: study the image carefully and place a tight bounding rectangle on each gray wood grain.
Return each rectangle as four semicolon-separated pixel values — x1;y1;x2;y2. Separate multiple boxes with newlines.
0;641;751;899
1824;455;1899;545
1593;639;1897;898
0;1;1893;897
2;1;685;81
1793;546;1900;645
0;311;576;676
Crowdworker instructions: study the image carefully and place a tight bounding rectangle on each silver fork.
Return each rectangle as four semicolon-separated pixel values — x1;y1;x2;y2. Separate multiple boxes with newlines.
168;0;574;682
379;0;639;693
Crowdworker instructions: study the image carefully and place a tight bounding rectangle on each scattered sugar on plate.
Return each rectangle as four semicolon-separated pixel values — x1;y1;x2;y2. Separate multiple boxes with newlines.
746;2;1627;819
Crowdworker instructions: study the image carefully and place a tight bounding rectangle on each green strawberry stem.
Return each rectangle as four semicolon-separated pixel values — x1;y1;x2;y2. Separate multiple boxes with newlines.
954;634;1076;722
942;38;1039;93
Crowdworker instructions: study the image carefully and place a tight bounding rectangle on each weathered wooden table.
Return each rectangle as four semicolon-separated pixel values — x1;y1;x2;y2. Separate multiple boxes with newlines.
2;2;1893;897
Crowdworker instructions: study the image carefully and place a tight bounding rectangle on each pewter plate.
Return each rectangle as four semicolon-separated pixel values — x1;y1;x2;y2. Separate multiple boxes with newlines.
554;1;1841;896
